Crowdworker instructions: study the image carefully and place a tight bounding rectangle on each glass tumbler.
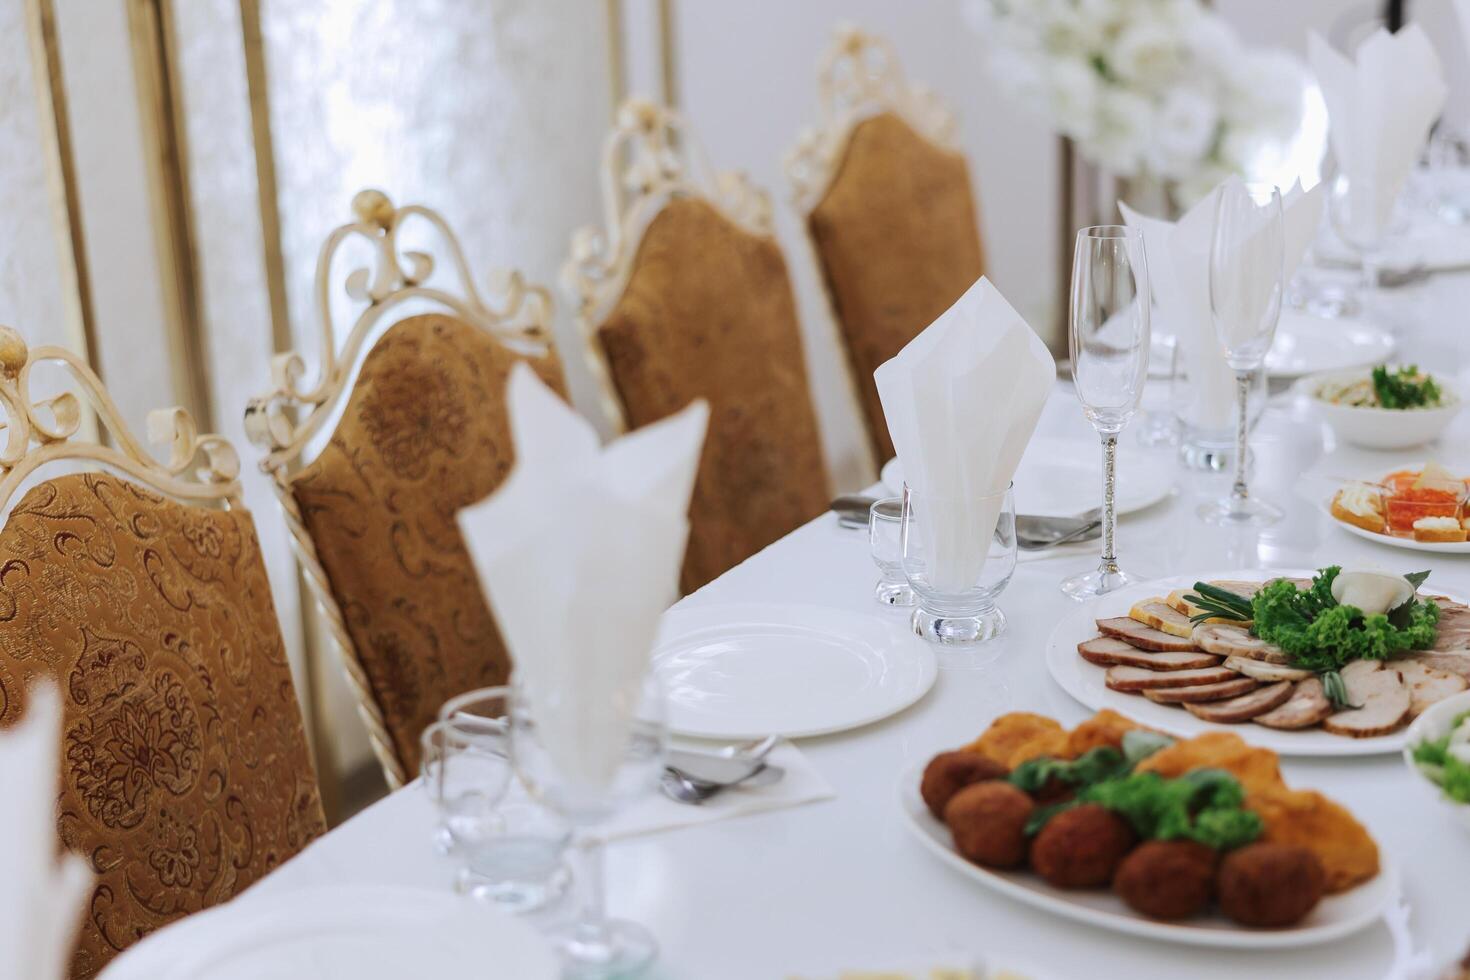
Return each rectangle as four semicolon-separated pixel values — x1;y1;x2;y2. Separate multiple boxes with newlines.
426;687;572;913
869;497;916;606
900;483;1017;647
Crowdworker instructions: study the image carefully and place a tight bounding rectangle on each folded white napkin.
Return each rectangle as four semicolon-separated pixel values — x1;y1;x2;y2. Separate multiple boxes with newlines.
1309;26;1446;238
457;366;707;794
874;277;1054;593
0;685;92;980
1121;178;1321;431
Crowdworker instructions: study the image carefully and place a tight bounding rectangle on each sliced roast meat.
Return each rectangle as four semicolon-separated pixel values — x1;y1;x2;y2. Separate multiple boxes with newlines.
1077;638;1222;670
1183;681;1293;723
1428;597;1470;653
1129;599;1197;639
1403;651;1470;682
1142;677;1259;704
1095;618;1198;652
1253;678;1333;730
1321;660;1411;738
1222;657;1314;683
1105;664;1243;692
1394;659;1469;717
1205;579;1266;598
1192;624;1289;664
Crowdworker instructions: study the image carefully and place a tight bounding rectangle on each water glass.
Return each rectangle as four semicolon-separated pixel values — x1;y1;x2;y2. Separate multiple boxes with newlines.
1169;341;1266;472
869;497;916;606
1063;224;1150;599
430;687;571;912
900;483;1016;649
1200;180;1284;527
510;671;667;978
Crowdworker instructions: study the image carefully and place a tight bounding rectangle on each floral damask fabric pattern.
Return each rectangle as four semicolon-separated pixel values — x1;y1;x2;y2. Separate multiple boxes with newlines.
290;313;565;775
0;473;325;978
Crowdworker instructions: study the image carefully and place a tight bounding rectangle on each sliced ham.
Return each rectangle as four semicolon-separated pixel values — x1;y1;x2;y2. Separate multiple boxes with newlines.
1105;664;1242;692
1321;660;1411;738
1128;599;1197;639
1143;677;1259;704
1192;624;1289;664
1095;617;1198;652
1394;659;1468;717
1077;638;1221;671
1253;678;1333;730
1184;681;1293;723
1222;657;1314;683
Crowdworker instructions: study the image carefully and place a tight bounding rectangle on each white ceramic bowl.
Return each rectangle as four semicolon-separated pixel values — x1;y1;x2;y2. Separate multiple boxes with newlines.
1301;369;1462;450
1402;688;1470;836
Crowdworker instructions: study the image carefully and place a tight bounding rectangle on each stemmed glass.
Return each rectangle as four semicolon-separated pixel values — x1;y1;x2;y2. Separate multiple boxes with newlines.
508;671;667;978
1062;225;1151;600
1199;180;1284;527
1326;170;1387;311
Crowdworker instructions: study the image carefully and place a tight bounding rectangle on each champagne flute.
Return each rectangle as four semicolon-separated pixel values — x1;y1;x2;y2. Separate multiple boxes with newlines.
1199;180;1284;527
1062;225;1150;600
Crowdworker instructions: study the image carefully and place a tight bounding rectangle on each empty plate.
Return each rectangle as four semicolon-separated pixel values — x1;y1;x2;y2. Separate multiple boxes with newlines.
652;603;937;739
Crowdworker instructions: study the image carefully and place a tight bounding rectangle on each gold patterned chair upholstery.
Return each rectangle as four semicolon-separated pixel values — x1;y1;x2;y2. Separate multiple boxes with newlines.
788;27;986;463
0;329;325;978
247;191;562;786
566;101;829;593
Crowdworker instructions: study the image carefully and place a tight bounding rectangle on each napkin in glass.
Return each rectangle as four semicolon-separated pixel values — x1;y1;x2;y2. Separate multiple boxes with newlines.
457;365;707;794
873;276;1054;593
0;684;92;980
1309;25;1447;237
1121;178;1322;430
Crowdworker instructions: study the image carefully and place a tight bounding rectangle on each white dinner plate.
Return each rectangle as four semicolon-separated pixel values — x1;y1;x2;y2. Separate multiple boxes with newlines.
1043;569;1470;756
1264;310;1396;379
897;764;1396;949
98;886;558;980
652;603;937;740
880;439;1174;518
1319;499;1470;555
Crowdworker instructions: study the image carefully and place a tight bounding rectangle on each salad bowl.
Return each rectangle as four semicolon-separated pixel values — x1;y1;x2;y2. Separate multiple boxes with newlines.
1300;367;1462;450
1404;688;1470;836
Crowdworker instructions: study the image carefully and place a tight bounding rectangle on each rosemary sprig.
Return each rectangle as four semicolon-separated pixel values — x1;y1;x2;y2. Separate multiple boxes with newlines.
1320;669;1360;711
1185;582;1254;624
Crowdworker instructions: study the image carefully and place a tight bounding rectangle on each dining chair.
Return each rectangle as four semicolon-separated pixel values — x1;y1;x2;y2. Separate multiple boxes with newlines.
246;190;563;788
786;25;986;464
564;99;829;594
0;328;326;978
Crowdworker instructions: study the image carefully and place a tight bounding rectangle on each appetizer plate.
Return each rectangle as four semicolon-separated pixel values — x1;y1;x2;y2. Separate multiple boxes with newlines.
1319;501;1470;555
1042;569;1470;756
880;439;1174;517
897;765;1397;949
1264;310;1395;379
98;886;558;980
652;603;937;739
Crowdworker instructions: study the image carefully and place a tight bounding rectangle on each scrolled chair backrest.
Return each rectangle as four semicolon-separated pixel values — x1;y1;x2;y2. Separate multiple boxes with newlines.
245;190;564;788
786;24;987;464
0;328;325;978
564;99;829;594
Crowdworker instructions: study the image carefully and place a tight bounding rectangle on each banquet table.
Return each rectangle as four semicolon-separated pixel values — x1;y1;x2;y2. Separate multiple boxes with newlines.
247;272;1470;978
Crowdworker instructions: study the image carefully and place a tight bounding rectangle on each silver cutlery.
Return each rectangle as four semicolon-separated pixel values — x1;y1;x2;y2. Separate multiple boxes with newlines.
660;736;785;805
833;494;1101;550
660;762;786;805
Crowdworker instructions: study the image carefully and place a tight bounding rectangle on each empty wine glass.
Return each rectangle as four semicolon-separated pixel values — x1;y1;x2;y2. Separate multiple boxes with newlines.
1199;180;1284;527
1326;170;1386;304
509;671;667;978
1062;225;1150;600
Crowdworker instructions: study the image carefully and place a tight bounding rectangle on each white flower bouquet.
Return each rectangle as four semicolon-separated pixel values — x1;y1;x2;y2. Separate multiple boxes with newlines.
968;0;1308;205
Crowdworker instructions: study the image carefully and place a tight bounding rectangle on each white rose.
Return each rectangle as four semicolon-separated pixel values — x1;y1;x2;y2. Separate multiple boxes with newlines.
1087;87;1155;176
1109;21;1186;89
1183;13;1240;74
990;46;1048;111
1146;86;1219;180
1046;56;1103;141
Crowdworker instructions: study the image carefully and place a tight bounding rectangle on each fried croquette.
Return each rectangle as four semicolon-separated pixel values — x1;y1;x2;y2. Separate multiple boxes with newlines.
1113;840;1217;920
1218;843;1326;927
1030;803;1137;888
943;782;1034;869
921;751;1008;819
965;713;1070;768
1133;731;1283;794
1245;785;1379;893
1065;708;1143;757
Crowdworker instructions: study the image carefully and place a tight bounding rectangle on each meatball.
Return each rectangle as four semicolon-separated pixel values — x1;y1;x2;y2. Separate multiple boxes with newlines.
1030;804;1137;888
1113;840;1217;920
1218;842;1326;928
943;781;1034;869
921;751;1008;820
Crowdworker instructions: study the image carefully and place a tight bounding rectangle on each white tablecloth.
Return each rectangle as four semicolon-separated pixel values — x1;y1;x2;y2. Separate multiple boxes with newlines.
250;272;1470;979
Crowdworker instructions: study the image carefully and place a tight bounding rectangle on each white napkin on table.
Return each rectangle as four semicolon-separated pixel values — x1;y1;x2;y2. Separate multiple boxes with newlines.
1121;178;1322;431
873;277;1054;594
457;365;707;794
0;684;92;980
1309;26;1446;238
